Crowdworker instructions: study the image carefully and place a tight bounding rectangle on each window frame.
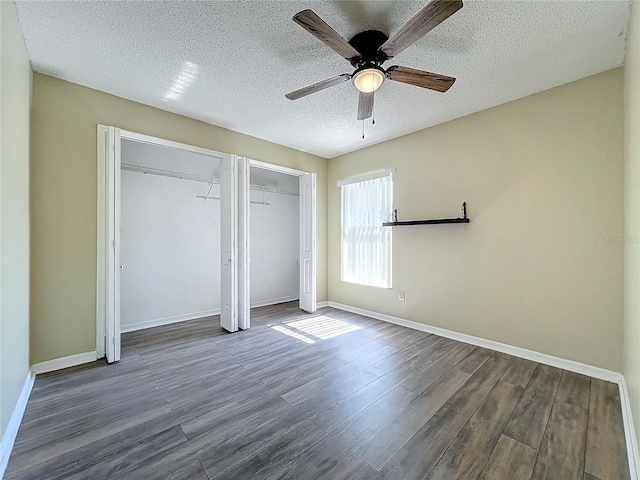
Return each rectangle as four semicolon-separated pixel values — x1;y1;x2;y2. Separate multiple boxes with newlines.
338;170;393;289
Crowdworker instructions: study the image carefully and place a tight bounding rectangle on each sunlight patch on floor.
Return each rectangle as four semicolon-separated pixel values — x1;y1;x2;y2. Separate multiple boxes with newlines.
286;316;361;340
270;325;316;344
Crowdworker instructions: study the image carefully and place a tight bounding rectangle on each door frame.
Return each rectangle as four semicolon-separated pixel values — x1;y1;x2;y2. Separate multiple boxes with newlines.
237;157;250;330
96;126;232;361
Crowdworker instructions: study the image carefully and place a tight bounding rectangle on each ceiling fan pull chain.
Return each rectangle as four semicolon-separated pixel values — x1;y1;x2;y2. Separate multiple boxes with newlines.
372;97;376;125
362;120;365;139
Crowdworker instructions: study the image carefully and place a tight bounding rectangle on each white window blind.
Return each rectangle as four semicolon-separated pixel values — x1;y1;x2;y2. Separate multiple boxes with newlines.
340;172;393;288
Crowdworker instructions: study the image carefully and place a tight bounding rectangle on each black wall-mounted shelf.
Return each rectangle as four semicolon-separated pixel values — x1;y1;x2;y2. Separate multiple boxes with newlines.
383;202;469;227
383;218;469;226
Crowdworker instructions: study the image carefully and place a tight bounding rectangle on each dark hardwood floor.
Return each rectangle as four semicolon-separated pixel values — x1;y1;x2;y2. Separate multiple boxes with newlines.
5;302;630;479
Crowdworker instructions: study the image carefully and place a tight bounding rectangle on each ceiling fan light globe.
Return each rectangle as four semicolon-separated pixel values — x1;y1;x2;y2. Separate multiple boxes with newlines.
353;68;385;93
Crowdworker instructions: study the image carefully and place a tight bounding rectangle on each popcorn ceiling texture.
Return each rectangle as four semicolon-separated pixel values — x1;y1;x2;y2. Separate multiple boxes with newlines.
15;0;630;158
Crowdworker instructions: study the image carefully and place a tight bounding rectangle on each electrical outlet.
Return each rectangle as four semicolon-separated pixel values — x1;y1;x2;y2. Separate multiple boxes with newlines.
398;290;406;301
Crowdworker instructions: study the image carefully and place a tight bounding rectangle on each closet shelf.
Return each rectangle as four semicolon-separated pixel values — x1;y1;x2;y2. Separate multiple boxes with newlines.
383;202;470;227
383;218;469;226
121;163;299;197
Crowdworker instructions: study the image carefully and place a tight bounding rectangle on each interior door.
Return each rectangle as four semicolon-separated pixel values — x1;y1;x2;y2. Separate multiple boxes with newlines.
107;126;122;362
220;155;238;332
299;173;317;313
237;157;250;329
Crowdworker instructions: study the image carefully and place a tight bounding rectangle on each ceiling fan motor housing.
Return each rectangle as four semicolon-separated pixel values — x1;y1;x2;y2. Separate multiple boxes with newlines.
348;30;390;67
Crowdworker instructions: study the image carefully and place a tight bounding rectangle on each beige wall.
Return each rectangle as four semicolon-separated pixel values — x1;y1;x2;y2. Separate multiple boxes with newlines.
625;0;640;447
30;73;327;364
0;1;32;441
329;68;624;372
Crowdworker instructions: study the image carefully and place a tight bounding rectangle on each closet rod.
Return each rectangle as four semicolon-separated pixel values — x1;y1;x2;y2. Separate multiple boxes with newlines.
195;195;270;205
250;184;298;197
122;163;215;184
121;163;299;197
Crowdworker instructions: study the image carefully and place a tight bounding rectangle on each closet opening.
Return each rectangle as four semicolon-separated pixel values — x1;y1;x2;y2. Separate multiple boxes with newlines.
97;126;235;362
236;159;317;331
119;139;223;335
249;165;300;309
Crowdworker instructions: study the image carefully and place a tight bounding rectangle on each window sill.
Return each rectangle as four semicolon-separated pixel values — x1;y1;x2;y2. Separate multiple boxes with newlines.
340;279;392;289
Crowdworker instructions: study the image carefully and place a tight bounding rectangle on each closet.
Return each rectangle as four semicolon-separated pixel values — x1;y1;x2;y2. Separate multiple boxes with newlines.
120;139;222;332
97;126;317;362
118;139;306;335
249;166;300;308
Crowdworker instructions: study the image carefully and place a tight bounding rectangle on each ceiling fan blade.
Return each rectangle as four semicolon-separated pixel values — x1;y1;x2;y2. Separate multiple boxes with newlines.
357;92;374;120
285;74;352;100
293;9;361;61
386;66;455;92
379;0;463;59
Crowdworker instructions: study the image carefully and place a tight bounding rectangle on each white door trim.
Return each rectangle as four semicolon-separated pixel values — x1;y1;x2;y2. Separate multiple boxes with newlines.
249;159;306;176
96;126;232;359
97;125;120;362
119;130;228;159
110;126;121;362
238;156;251;330
96;125;108;359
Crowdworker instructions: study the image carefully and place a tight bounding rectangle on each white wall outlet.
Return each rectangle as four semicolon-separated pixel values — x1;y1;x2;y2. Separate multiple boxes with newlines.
398;290;406;301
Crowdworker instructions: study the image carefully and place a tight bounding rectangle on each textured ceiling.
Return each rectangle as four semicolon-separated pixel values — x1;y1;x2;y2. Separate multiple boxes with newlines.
16;1;630;158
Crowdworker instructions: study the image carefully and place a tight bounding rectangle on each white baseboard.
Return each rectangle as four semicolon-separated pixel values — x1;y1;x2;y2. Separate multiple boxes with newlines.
7;301;637;479
620;376;640;479
121;300;303;333
327;301;640;477
0;370;35;479
31;351;98;375
121;309;219;333
327;301;621;383
251;296;299;309
328;301;640;474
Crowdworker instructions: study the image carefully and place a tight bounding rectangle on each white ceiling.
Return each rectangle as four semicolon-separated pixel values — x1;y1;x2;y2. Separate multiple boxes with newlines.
16;1;630;158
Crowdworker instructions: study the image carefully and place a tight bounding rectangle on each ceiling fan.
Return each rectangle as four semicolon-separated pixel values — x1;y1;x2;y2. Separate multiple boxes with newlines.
285;0;463;121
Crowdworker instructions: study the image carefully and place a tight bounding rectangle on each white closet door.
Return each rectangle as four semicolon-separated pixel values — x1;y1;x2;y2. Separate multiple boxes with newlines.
220;155;238;332
237;157;250;330
299;173;317;313
106;125;121;363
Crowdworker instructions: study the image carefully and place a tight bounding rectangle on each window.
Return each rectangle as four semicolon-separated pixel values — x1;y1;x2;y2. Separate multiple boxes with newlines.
339;170;393;288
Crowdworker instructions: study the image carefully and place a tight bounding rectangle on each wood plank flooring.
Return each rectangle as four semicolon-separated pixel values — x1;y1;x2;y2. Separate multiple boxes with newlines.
5;302;630;480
